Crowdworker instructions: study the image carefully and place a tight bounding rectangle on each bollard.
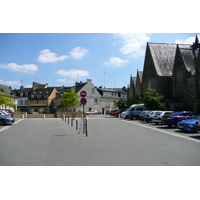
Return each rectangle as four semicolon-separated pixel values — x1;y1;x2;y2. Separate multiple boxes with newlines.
43;114;45;119
22;114;24;119
68;117;69;124
76;120;78;130
71;118;73;127
65;116;66;123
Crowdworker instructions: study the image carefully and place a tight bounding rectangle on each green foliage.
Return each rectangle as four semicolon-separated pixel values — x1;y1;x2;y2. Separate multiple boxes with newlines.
143;88;165;110
114;98;127;109
60;90;80;107
126;95;141;107
0;92;16;107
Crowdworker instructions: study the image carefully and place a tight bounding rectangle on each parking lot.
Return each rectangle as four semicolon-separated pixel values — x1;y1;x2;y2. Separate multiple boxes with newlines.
119;116;200;143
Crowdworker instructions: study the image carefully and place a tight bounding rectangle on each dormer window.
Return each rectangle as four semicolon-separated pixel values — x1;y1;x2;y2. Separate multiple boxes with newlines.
20;93;23;97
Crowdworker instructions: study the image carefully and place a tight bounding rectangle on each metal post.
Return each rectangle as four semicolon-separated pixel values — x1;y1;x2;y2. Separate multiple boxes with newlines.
83;105;85;134
85;118;88;137
76;120;78;130
71;118;73;127
68;117;69;124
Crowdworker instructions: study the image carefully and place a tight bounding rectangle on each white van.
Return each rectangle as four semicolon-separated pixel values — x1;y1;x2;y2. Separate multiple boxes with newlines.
121;104;145;119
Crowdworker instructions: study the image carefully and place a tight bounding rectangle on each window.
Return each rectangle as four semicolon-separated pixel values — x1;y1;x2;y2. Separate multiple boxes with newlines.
43;100;47;104
25;93;28;97
19;100;23;105
94;99;98;104
20;93;23;97
25;100;28;105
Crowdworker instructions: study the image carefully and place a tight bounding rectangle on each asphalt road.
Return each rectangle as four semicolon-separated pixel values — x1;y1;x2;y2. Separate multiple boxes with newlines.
0;115;200;166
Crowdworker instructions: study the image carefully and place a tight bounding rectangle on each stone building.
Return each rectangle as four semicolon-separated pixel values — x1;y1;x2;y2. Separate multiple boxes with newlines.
130;35;200;111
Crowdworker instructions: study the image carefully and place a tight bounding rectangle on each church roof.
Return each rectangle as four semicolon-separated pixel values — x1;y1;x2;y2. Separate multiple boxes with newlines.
178;45;197;75
148;43;191;76
148;43;177;76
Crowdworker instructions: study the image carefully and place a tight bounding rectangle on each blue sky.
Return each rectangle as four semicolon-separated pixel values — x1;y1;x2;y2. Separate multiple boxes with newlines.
0;33;199;89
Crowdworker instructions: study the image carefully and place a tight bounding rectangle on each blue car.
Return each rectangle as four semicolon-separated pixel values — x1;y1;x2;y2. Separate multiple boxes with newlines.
162;111;197;127
0;115;15;126
177;115;200;132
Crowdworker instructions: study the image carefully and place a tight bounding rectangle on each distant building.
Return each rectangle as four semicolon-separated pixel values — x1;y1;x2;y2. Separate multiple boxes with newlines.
0;84;16;111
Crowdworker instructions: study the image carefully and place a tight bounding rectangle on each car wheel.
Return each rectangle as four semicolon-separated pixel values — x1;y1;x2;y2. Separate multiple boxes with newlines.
133;117;136;120
167;125;172;128
194;126;198;133
155;122;159;125
0;120;5;126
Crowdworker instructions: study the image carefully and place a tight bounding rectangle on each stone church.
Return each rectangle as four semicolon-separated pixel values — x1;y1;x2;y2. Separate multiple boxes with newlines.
128;35;200;111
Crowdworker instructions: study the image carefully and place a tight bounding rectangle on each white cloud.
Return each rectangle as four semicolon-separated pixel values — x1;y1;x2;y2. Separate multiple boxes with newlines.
104;57;129;67
70;47;89;59
37;49;69;63
56;79;66;82
56;69;89;79
0;79;21;86
0;63;38;73
175;34;200;44
114;33;150;57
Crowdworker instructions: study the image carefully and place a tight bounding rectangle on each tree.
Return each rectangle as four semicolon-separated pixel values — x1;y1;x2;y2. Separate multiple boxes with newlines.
60;90;80;111
0;92;16;108
143;88;165;110
114;98;127;109
126;95;141;107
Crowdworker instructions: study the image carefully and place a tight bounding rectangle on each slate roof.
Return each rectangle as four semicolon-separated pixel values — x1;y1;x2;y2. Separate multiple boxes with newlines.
0;84;15;96
148;43;178;76
28;87;55;100
148;43;192;77
178;45;197;75
74;82;87;93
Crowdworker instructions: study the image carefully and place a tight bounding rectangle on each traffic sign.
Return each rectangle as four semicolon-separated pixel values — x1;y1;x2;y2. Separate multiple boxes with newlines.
80;91;87;97
80;98;87;105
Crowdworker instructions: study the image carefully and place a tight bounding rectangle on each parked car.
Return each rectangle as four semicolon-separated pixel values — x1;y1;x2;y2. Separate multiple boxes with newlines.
86;110;98;115
2;109;14;117
0;115;15;125
139;111;150;121
195;117;200;132
152;111;174;125
0;109;13;116
129;110;143;120
162;111;197;127
110;110;119;116
177;115;200;132
0;110;10;116
106;110;112;115
121;104;145;119
144;110;162;123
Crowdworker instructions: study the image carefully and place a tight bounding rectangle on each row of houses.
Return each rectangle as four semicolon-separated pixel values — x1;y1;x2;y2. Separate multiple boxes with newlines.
0;79;127;114
128;35;200;111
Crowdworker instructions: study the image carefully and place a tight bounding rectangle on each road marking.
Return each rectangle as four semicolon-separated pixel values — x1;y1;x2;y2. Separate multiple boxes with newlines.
0;119;23;133
124;120;200;144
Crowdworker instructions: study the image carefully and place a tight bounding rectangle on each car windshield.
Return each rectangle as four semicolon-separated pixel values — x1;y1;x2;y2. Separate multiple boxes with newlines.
155;111;162;115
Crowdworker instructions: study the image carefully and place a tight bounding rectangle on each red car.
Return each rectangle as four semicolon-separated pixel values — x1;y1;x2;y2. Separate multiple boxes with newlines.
110;110;119;116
